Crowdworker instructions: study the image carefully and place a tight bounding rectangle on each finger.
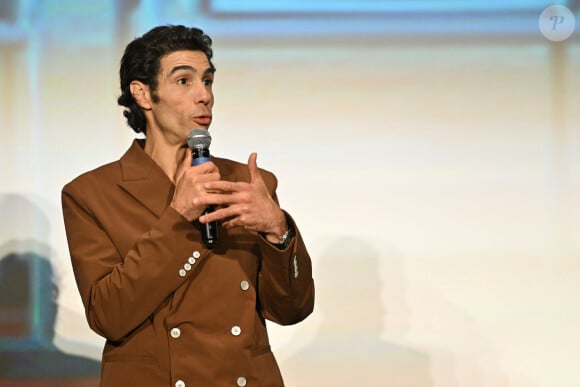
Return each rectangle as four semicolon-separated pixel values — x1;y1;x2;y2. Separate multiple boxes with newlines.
192;161;219;174
196;191;245;208
199;206;238;223
247;152;262;184
192;172;221;186
222;218;241;229
204;180;247;193
222;217;258;231
186;164;220;183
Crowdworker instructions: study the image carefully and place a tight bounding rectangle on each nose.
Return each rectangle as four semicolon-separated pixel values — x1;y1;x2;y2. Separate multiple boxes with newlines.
195;81;212;105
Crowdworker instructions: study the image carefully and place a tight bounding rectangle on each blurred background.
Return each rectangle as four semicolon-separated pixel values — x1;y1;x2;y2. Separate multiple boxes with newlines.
1;1;579;386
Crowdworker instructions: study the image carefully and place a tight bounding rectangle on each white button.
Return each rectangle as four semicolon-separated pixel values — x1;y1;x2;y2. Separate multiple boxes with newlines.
170;327;181;339
188;256;196;265
179;269;186;277
237;376;247;386
231;326;241;336
175;380;185;387
192;251;201;258
240;281;250;291
184;263;192;271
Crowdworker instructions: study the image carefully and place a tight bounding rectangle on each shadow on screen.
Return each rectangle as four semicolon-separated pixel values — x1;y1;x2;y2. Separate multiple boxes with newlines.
0;193;100;386
282;237;433;386
0;245;100;385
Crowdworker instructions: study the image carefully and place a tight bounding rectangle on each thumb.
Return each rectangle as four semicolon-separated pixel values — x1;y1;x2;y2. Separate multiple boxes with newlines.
247;152;261;183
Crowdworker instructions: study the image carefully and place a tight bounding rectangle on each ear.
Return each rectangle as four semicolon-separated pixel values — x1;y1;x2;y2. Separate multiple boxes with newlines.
130;80;153;110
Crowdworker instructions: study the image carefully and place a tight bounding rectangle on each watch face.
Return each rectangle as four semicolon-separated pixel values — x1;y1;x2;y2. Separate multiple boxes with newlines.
279;230;290;243
280;224;295;248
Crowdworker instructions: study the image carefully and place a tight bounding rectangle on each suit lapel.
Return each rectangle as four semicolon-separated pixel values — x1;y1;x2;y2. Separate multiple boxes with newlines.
118;140;174;218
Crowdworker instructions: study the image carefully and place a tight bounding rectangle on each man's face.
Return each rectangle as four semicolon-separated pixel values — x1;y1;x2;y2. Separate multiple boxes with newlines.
146;50;215;144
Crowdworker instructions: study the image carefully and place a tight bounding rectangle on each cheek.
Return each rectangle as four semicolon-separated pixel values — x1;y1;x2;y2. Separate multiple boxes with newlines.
164;98;188;116
152;103;182;127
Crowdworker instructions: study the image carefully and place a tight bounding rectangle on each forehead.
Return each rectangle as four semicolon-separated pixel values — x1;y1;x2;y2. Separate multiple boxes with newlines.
159;50;211;75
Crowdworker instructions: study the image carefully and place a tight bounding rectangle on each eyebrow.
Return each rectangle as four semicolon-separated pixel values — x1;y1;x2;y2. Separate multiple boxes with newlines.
167;65;215;77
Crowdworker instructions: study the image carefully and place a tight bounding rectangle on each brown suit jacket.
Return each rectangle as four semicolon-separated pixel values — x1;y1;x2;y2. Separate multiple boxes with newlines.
62;140;314;386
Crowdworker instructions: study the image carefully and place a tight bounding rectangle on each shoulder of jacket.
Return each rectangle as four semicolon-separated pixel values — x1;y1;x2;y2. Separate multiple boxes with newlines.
62;160;122;195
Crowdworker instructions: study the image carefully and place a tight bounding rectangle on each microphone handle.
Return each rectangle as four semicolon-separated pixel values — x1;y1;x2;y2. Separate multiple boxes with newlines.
191;147;211;166
191;146;219;248
201;206;218;248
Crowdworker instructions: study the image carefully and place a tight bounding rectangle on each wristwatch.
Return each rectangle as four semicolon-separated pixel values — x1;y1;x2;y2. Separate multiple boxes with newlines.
273;223;295;250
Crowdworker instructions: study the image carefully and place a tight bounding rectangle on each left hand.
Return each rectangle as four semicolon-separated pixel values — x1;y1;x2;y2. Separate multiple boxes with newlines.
198;153;287;243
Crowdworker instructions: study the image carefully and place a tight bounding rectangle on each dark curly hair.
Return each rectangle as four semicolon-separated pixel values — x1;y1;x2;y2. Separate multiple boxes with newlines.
117;25;215;135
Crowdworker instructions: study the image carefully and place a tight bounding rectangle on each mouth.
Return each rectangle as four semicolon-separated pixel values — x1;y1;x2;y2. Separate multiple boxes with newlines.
193;115;212;126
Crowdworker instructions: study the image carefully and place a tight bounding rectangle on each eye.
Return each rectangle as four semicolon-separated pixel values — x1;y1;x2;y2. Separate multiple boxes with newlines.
177;78;187;85
203;78;213;86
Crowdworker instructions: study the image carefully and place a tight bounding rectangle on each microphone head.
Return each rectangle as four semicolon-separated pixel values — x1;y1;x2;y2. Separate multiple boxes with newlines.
187;128;212;149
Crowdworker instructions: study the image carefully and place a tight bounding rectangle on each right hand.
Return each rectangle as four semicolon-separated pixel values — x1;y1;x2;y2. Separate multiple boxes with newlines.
170;150;221;222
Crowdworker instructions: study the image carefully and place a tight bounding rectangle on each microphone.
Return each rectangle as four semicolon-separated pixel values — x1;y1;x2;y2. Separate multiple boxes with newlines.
187;128;219;248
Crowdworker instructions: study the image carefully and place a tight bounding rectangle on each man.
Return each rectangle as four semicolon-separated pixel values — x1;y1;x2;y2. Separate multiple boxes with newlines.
62;25;314;386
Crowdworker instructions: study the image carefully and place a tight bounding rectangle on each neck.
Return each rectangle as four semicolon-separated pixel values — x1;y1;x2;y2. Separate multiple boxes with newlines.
144;134;188;183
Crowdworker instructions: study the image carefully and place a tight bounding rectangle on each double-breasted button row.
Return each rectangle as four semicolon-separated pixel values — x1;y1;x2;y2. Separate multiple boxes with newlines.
179;250;201;277
231;281;249;339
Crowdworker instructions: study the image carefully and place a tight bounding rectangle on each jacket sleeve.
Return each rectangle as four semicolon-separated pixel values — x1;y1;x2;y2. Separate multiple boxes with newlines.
62;183;207;342
256;174;315;325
